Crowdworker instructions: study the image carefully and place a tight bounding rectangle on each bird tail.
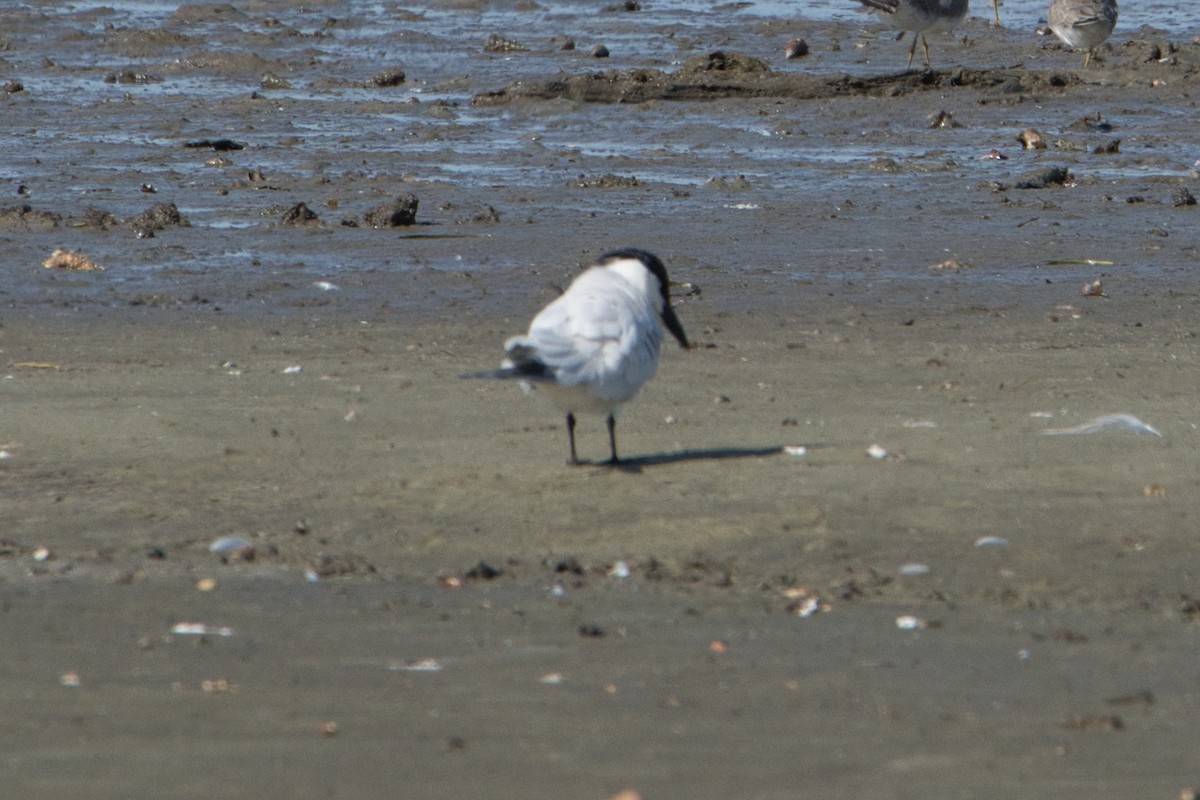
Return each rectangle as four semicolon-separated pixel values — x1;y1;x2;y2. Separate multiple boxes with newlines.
461;346;556;382
460;366;524;380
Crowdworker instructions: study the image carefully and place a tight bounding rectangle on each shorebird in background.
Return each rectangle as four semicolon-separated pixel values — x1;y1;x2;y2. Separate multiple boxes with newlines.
1048;0;1118;66
854;0;970;68
462;248;689;466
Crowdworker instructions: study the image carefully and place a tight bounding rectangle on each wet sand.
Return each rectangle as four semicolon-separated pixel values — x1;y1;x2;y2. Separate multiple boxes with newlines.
3;2;1200;797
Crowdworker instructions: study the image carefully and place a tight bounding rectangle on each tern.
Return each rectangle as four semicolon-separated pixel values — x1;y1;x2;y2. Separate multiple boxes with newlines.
463;248;689;466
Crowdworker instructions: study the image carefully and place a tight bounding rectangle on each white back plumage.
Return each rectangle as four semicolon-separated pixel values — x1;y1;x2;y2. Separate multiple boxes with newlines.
504;256;666;411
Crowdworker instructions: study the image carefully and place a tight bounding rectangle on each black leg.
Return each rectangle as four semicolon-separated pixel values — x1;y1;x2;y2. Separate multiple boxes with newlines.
566;412;580;466
604;413;620;465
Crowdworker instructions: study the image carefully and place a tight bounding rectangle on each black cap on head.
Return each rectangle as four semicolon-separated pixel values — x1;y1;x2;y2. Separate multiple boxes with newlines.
598;248;690;349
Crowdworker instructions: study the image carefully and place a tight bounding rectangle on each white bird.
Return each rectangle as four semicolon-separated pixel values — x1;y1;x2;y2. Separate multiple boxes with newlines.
463;248;689;466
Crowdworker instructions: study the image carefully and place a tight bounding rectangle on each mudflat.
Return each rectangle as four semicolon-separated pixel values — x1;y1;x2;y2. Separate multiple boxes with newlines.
2;2;1200;797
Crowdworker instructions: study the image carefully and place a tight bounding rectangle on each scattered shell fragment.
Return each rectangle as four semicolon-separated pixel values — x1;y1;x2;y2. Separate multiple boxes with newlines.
895;615;928;630
1082;279;1105;297
283;365;303;376
975;536;1010;548
196;577;217;592
898;563;931;576
787;595;825;618
783;586;828;617
930;258;968;272
43;248;104;271
209;535;255;560
389;658;443;672
60;672;82;688
609;791;644;800
866;443;888;460
201;678;235;693
318;721;340;737
313;281;339;291
538;672;564;685
32;546;52;562
708;639;728;653
784;38;809;59
1143;484;1166;497
782;445;808;457
1042;413;1162;437
608;560;631;578
171;622;235;637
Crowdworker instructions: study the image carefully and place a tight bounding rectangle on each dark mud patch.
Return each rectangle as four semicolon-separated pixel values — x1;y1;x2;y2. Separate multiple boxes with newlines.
474;38;1200;105
473;60;1083;105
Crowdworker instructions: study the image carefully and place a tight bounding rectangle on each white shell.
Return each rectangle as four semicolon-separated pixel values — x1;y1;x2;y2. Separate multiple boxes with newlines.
895;615;928;630
209;536;254;555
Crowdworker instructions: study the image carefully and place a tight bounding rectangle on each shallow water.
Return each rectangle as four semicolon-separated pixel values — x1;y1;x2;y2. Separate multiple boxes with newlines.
1;0;1198;308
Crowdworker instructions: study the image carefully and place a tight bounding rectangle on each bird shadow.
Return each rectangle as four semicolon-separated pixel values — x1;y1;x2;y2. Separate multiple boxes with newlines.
597;445;786;472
